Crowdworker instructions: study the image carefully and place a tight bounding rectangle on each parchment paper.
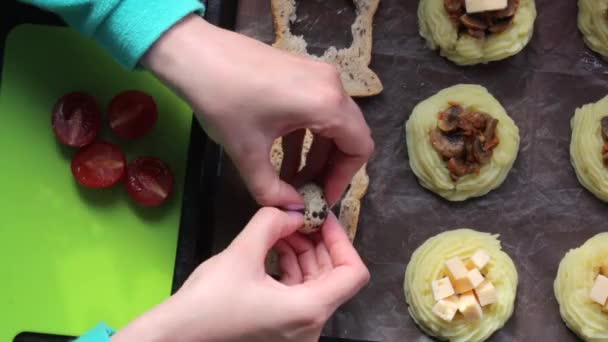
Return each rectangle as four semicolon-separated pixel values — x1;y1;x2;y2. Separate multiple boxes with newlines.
212;1;608;341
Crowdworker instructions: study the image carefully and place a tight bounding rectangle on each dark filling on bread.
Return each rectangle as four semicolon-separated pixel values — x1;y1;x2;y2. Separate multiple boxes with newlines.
601;117;608;165
430;104;500;181
444;0;520;39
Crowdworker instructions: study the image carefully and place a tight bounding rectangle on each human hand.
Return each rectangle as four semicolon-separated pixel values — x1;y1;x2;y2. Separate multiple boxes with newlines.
112;208;370;342
142;15;374;208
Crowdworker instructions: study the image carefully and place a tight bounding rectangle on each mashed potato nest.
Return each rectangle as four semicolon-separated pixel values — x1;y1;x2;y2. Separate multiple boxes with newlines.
404;229;518;342
554;233;608;341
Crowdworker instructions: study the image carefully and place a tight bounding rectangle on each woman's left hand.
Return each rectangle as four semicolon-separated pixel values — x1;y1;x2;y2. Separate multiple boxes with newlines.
112;207;370;342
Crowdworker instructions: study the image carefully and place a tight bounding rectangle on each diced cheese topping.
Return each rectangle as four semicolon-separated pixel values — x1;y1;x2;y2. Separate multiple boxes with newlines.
468;268;485;288
471;249;491;270
431;253;495;321
433;277;456;301
601;262;608;277
590;275;608;306
453;268;485;294
475;280;497;306
433;295;459;322
465;0;508;14
445;257;469;281
459;291;484;320
452;277;473;294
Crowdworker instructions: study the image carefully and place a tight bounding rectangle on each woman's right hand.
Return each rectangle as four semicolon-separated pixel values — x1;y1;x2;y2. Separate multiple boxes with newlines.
143;14;374;208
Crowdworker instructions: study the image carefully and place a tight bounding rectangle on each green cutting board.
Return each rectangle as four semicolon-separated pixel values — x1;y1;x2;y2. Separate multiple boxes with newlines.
0;24;194;340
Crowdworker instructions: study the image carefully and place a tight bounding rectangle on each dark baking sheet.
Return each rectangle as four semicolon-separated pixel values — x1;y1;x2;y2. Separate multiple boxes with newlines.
211;0;608;341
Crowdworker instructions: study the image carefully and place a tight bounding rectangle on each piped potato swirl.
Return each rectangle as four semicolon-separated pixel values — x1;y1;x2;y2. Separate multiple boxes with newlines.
404;229;518;342
554;233;608;341
578;0;608;60
570;95;608;202
406;84;520;201
418;0;537;65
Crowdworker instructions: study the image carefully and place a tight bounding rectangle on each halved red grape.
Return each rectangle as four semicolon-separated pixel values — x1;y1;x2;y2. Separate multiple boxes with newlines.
108;90;158;140
124;157;174;206
71;142;126;188
52;92;101;147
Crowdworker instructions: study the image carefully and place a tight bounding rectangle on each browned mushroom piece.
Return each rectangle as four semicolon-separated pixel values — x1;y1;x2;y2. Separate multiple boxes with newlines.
494;0;519;18
484;118;499;148
457;116;475;135
432;104;500;181
468;112;491;130
430;128;465;159
444;0;519;39
488;18;514;33
447;158;470;180
467;29;486;39
601;116;608;141
444;0;463;13
464;139;476;164
473;135;493;164
460;14;489;31
600;116;608;166
438;105;463;132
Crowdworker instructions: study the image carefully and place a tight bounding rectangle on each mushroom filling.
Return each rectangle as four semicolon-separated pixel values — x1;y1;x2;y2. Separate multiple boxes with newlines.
430;104;500;181
444;0;520;39
601;116;608;166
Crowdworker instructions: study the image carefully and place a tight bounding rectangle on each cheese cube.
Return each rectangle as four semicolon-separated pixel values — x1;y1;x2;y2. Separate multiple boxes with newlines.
445;257;469;281
471;250;491;270
432;277;456;301
475;280;497;306
459;291;484;320
468;268;485;288
601;262;608;277
465;0;508;14
590;275;608;306
453;268;486;294
433;295;459;322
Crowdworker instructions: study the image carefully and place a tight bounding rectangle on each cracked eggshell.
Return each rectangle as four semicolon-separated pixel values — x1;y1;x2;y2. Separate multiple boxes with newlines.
298;183;329;234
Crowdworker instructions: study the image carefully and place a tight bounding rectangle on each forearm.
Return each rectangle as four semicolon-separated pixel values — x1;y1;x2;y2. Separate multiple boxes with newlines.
140;13;247;117
111;296;185;342
140;15;215;106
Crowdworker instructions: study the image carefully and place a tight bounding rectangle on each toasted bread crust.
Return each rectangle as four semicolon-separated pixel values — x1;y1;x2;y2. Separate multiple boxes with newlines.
270;0;383;97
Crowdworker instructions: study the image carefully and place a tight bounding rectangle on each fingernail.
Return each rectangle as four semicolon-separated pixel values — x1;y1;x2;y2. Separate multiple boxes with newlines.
286;210;304;218
284;204;305;211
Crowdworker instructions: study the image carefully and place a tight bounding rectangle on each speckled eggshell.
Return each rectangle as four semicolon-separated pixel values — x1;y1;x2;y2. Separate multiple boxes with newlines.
298;183;329;234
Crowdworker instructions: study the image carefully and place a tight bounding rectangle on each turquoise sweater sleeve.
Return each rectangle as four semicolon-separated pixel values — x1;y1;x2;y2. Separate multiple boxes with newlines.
20;0;205;69
73;322;115;342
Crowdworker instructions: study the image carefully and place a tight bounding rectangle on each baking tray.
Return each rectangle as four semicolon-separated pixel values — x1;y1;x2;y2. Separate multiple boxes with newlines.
207;0;608;341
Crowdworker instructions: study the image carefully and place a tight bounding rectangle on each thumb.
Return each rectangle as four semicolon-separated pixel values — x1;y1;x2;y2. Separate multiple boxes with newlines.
229;207;304;263
231;146;304;207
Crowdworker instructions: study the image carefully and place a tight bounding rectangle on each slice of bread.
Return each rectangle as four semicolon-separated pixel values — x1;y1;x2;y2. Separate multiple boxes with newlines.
271;0;383;97
266;131;369;276
270;130;368;241
339;164;369;242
